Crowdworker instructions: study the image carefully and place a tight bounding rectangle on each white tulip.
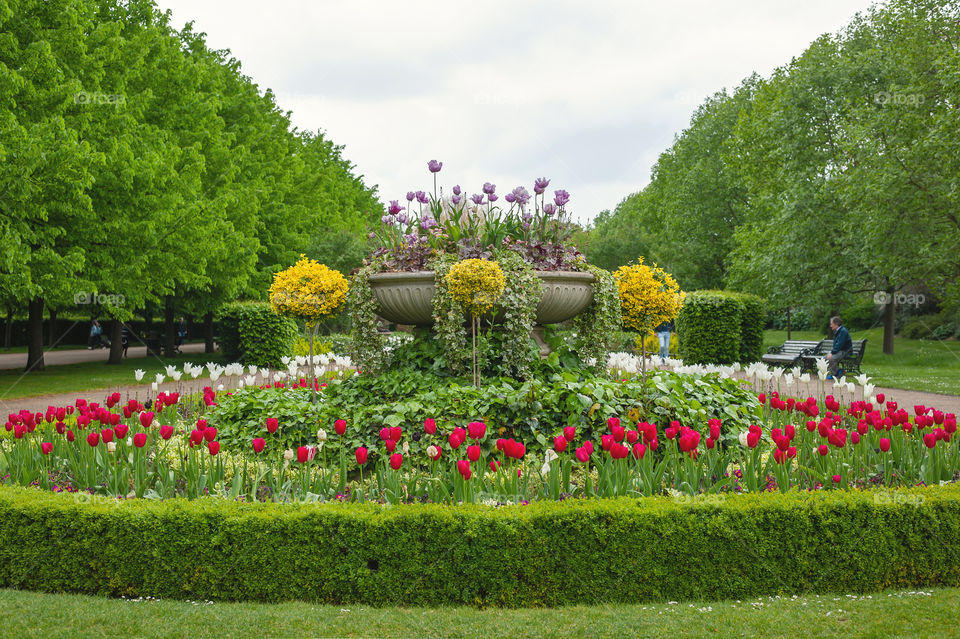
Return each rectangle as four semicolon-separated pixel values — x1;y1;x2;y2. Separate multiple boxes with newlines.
316;428;328;442
151;382;158;391
107;442;117;453
155;373;165;385
134;369;145;382
283;449;294;461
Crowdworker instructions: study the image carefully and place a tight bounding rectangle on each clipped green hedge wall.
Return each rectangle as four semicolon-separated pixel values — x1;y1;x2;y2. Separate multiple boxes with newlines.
676;290;742;364
217;301;298;367
733;292;765;364
2;486;959;606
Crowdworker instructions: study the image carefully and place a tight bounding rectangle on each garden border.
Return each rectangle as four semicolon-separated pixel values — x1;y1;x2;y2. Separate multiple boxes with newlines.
2;485;960;606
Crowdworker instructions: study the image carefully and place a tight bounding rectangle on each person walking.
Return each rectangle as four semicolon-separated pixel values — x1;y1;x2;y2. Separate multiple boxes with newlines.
654;319;673;361
175;317;187;355
88;320;103;349
826;316;852;379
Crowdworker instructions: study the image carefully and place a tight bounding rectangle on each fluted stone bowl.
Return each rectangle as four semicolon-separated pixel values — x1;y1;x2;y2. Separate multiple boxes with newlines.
368;270;595;327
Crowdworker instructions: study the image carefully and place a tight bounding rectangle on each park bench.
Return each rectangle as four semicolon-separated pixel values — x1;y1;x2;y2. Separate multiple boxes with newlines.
799;338;868;377
761;340;820;368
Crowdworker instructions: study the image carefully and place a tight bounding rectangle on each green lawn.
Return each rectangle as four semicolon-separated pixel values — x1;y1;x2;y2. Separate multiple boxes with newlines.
0;352;226;400
0;587;954;639
764;328;960;395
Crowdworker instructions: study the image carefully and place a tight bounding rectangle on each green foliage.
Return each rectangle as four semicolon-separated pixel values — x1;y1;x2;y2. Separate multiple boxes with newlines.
3;484;960;604
208;385;318;452
767;308;811;331
900;313;956;341
346;261;386;374
731;293;765;363
494;251;542;379
676;291;743;365
574;264;622;368
217;302;298;367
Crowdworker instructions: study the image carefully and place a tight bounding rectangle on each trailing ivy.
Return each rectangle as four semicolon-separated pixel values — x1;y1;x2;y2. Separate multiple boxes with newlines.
495;249;542;379
574;263;622;370
347;260;387;374
430;254;470;375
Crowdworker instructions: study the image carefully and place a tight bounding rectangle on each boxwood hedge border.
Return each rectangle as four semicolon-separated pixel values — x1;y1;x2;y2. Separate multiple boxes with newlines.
1;485;959;607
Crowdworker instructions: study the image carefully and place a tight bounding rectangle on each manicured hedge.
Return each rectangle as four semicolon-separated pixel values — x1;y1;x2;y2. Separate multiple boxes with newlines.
2;486;959;606
732;292;765;364
217;301;298;367
676;290;742;364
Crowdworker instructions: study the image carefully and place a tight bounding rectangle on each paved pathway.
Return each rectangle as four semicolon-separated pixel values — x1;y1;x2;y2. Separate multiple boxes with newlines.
0;342;207;370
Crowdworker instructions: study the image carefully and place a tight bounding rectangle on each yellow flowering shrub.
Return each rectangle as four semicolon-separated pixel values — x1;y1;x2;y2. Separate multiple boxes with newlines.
270;255;349;322
613;258;683;335
445;259;506;317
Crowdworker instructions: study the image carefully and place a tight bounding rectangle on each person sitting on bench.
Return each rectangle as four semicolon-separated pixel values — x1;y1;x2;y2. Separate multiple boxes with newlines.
826;315;852;380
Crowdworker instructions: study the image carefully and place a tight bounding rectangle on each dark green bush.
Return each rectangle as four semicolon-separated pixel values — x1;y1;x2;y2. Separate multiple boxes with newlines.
900;313;953;340
217;302;298;367
676;291;743;364
2;485;959;605
767;308;811;331
732;293;765;363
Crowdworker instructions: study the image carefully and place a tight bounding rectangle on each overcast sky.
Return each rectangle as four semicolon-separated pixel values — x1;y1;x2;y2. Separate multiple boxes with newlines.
158;0;876;224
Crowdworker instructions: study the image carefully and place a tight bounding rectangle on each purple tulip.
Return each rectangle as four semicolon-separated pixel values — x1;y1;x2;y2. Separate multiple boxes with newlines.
534;177;550;194
504;193;516;203
452;195;462;205
543;203;556;216
487;193;498;202
482;182;496;195
388;200;403;215
452;184;461;196
381;214;396;226
406;191;416;202
522;211;533;222
470;193;484;205
510;186;531;207
427;159;443;173
397;212;409;225
416;190;429;204
553;189;570;207
420;216;437;229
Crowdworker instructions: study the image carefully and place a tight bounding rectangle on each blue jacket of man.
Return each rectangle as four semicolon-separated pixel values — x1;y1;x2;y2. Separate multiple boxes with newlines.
832;325;852;354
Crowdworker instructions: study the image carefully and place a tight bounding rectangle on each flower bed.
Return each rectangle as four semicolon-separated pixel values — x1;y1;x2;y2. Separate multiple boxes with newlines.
1;484;959;605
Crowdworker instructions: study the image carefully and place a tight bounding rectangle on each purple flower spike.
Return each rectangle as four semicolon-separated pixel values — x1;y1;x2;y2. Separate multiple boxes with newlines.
470;193;485;205
406;191;416;202
452;184;462;196
452;195;462;205
534;177;550;194
543;203;556;216
553;189;570;207
504;193;516;203
416;190;429;204
381;214;396;226
388;200;403;215
427;159;443;173
482;182;496;195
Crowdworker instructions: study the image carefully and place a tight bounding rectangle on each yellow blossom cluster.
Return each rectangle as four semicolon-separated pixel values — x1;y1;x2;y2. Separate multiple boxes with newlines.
445;258;506;317
269;255;348;321
613;258;683;335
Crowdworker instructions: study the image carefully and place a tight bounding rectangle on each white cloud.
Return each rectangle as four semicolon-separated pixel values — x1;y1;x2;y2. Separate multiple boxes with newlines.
160;0;875;223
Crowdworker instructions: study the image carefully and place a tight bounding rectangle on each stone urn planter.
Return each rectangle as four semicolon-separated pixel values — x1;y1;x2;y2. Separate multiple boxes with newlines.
368;270;596;327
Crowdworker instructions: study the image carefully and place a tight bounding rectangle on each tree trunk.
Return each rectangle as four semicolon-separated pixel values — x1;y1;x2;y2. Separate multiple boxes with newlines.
107;319;123;364
26;297;45;372
883;286;895;355
4;305;13;349
204;311;215;353
47;308;58;347
163;296;176;357
786;308;792;340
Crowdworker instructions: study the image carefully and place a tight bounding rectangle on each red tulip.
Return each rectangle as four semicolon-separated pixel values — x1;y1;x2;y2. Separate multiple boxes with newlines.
67;430;75;442
611;425;625;443
204;427;217;442
252;437;266;453
457;459;472;480
424;418;437;434
160;425;174;440
489;460;500;472
448;431;464;450
851;432;860;445
832;474;841;484
355;447;368;465
553;436;568;454
607;417;620;431
923;432;937;449
876;393;885;404
139;411;154;429
575;447;590;463
196;418;207;430
379;427;391;441
467;421;486;440
879;438;891;452
705;437;716;449
101;428;114;444
189;429;204;446
208;441;220;455
467;444;481;462
601;434;613;451
133;433;147;448
708;418;721;440
563;426;576;442
389;453;403;470
625;430;639;444
334;419;347;435
266;417;278;433
758;393;766;405
86;432;100;447
41;442;53;455
632;442;646;459
114;423;129;439
389;426;402;442
610;443;629;459
385;439;397;452
818;444;829;456
583;440;594;455
296;446;310;463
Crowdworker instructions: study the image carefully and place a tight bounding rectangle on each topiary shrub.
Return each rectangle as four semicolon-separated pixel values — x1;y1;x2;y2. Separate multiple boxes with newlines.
217;302;298;367
676;290;742;364
732;293;765;363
